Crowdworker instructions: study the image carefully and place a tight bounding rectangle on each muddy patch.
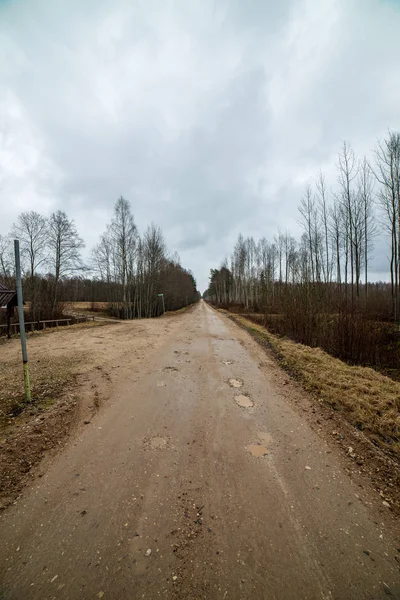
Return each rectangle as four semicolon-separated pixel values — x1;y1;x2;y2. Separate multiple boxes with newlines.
247;444;269;458
164;366;179;373
235;394;254;408
257;431;272;444
229;378;243;389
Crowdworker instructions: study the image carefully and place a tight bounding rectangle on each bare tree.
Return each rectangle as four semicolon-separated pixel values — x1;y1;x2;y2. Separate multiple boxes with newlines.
142;224;165;317
108;197;137;318
316;172;331;283
11;211;48;319
11;211;48;277
93;198;198;319
329;195;342;286
92;233;113;285
337;141;359;303
233;234;246;306
274;232;285;285
283;231;297;285
298;185;320;281
0;234;13;281
358;157;376;305
373;131;400;317
48;210;85;314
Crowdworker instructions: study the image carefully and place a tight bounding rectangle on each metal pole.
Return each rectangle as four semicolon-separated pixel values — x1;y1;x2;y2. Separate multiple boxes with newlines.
162;294;165;315
14;239;31;403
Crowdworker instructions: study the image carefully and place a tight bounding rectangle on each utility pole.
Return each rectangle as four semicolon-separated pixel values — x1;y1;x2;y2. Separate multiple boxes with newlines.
14;239;31;403
158;293;165;315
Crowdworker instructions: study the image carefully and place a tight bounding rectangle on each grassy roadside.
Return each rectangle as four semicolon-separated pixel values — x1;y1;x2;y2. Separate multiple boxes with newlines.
0;351;83;433
0;321;111;430
165;301;199;316
227;313;400;461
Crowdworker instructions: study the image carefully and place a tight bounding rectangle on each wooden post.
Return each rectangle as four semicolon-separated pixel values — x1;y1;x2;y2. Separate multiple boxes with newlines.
6;305;12;339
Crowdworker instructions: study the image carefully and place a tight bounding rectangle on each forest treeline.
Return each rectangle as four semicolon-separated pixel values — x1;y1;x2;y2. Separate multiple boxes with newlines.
0;197;199;322
205;132;400;374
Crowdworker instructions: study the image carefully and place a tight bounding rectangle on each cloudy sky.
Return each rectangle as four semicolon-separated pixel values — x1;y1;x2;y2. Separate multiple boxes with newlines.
1;0;399;292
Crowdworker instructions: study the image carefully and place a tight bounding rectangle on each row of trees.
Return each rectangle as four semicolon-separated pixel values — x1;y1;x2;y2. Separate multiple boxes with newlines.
0;198;198;322
0;210;84;320
205;132;400;371
91;198;198;317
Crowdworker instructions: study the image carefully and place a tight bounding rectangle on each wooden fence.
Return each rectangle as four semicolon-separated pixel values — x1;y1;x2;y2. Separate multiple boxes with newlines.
0;316;94;337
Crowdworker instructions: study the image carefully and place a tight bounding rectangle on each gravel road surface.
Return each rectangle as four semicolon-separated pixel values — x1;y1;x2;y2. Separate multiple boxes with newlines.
0;301;399;599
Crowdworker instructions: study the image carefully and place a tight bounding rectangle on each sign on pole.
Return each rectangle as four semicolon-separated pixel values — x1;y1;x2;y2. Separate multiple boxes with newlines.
157;293;165;315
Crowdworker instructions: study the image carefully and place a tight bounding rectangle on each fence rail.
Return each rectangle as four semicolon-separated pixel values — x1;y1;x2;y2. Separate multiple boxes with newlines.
0;316;93;337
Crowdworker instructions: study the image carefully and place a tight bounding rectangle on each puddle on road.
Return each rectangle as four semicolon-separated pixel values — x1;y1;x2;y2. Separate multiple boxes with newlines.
229;378;243;389
235;394;254;408
247;444;269;458
148;436;167;449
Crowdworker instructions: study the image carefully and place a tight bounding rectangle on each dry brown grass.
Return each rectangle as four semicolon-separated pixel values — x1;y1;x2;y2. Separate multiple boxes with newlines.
66;301;109;310
64;301;112;319
232;315;400;459
0;353;83;433
165;302;198;316
0;321;110;432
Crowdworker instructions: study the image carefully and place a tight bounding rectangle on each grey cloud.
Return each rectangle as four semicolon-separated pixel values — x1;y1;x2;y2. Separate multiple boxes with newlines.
1;0;400;292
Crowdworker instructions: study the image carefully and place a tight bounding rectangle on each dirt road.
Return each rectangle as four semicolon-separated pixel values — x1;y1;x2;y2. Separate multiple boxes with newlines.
0;301;399;599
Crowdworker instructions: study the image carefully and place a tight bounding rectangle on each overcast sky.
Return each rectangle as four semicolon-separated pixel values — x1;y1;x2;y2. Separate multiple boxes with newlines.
1;0;400;292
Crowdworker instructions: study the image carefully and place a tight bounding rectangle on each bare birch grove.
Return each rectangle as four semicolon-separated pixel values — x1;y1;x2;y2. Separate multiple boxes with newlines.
1;197;198;323
205;132;400;371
